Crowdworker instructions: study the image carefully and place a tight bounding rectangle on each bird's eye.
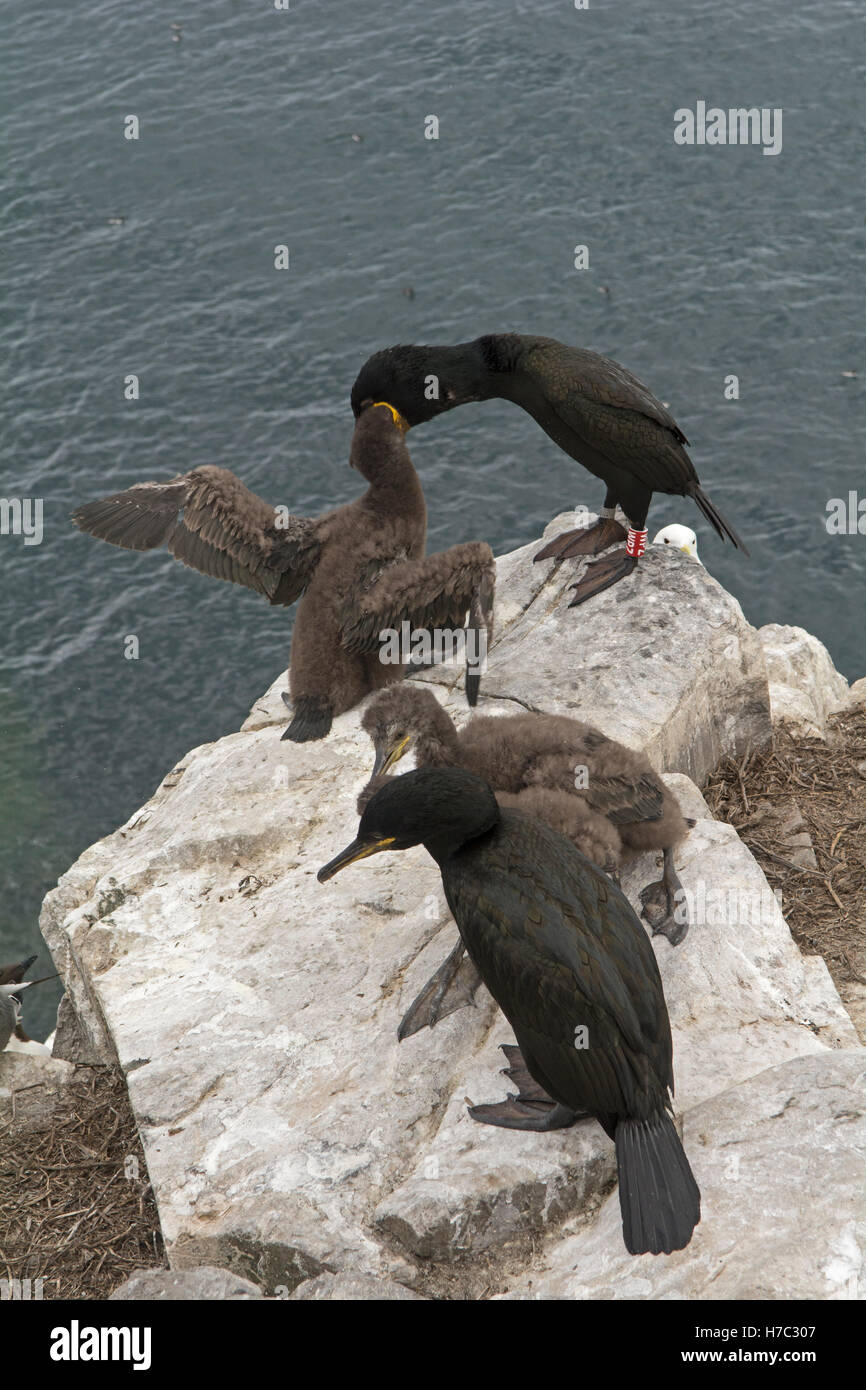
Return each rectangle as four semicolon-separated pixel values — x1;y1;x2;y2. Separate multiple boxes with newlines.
664;538;670;544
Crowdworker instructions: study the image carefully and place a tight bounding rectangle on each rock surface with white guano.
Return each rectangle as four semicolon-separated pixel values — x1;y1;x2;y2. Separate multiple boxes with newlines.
39;515;864;1299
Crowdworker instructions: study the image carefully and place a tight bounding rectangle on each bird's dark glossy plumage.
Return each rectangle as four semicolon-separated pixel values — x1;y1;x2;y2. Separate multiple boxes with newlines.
318;767;701;1256
72;406;495;739
351;334;747;604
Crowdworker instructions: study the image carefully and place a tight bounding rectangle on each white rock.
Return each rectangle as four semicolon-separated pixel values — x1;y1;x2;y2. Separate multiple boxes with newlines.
371;775;857;1261
497;1052;866;1301
458;517;772;783
109;1266;263;1300
38;526;858;1297
3;1035;51;1058
289;1273;426;1300
757;623;849;738
843;677;866;710
0;1049;75;1109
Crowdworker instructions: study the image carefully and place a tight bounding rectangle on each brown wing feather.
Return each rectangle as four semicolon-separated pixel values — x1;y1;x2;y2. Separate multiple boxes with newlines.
586;773;664;826
340;542;494;654
72;466;321;606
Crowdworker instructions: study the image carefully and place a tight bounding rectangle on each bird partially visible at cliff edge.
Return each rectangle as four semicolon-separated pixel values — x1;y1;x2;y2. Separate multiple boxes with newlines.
0;954;38;1046
351;334;746;605
72;404;494;740
653;523;701;563
0;956;58;1052
317;767;701;1257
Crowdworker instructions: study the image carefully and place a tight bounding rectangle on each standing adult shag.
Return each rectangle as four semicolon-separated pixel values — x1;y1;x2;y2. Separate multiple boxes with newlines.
351;334;747;604
318;767;701;1256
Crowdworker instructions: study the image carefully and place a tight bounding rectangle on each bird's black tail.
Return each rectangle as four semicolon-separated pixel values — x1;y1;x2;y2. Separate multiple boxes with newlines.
280;692;333;743
614;1111;701;1255
688;484;749;555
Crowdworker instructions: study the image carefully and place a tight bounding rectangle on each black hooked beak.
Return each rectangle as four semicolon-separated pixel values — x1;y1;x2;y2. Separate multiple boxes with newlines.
371;734;411;778
317;835;397;883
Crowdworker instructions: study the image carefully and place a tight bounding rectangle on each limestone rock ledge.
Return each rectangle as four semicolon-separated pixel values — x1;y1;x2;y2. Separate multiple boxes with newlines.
758;623;851;739
39;518;863;1300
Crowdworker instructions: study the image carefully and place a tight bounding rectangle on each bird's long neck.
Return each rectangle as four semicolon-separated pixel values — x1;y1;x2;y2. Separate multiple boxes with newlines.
415;704;462;767
359;446;426;524
423;810;500;867
403;339;518;419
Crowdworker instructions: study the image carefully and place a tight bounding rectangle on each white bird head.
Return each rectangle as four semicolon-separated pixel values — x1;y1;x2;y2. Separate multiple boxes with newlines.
652;524;700;562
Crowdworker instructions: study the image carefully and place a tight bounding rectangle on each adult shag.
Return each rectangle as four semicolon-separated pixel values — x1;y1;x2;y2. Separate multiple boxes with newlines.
72;405;495;740
359;771;627;1039
318;767;701;1256
351;334;747;605
359;684;690;1037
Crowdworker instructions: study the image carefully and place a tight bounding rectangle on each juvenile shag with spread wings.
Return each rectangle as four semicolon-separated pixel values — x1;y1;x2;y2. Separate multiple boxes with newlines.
351;334;747;605
72;405;495;740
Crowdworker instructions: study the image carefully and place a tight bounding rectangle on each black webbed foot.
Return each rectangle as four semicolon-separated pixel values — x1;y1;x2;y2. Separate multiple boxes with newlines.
397;939;482;1041
567;550;637;606
498;1043;551;1104
468;1098;583;1131
280;692;333;742
534;518;627;562
639;847;689;945
468;1043;588;1129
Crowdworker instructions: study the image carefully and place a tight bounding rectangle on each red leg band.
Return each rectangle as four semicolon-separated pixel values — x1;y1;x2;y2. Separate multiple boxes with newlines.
626;527;647;558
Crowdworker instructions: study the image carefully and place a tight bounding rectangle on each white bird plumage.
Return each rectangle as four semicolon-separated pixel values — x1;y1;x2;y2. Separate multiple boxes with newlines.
652;524;700;562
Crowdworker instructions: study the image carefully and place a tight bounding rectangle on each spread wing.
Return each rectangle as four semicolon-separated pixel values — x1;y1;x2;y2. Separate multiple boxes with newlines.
72;465;322;607
340;541;495;655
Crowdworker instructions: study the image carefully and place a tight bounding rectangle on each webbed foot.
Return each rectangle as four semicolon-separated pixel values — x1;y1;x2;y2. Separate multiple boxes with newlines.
467;1043;588;1129
567;550;637;606
534;518;627;562
280;692;333;742
397;938;482;1041
639;847;689;945
468;1098;582;1131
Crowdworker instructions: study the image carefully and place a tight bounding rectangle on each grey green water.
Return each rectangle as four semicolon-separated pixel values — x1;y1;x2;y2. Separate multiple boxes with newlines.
2;0;864;1035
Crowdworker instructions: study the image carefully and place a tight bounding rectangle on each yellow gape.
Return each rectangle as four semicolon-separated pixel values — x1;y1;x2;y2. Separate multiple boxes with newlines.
372;401;409;432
